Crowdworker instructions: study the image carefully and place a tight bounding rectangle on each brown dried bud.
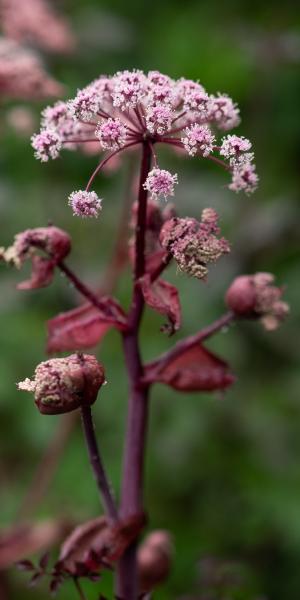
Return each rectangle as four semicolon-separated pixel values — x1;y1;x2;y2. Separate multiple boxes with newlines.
160;209;230;280
138;530;173;594
225;272;289;330
17;354;105;414
0;226;71;289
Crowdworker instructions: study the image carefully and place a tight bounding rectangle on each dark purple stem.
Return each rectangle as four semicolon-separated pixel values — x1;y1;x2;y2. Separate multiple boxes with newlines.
116;142;152;599
80;405;118;522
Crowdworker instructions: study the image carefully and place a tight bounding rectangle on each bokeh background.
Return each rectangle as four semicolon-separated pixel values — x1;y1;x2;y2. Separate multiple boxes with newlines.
0;0;300;598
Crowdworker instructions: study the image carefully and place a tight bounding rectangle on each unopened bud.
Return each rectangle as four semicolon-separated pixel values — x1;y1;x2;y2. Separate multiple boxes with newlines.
138;530;173;594
18;354;105;414
225;273;289;330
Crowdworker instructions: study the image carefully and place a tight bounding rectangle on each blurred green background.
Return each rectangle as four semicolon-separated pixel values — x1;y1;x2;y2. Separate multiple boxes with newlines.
1;0;300;598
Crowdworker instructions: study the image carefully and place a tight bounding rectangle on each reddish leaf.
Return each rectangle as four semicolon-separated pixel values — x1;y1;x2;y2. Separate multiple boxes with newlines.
16;559;35;571
47;297;127;353
59;513;145;575
17;256;56;290
139;275;181;334
143;343;235;392
39;551;50;571
29;571;44;587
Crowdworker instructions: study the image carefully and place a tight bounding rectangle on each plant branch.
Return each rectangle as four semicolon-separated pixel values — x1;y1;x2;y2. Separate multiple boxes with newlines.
80;405;119;523
85;141;141;192
145;310;235;371
73;577;87;600
57;261;127;325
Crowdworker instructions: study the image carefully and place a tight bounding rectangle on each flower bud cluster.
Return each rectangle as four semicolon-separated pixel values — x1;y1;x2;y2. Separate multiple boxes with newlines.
18;354;105;414
226;273;289;330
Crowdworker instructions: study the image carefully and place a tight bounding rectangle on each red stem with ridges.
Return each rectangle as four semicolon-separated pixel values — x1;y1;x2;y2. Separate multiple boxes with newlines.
116;142;152;600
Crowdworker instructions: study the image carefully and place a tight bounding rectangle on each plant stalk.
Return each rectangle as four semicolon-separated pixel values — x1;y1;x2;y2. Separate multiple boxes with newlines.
116;142;152;599
80;404;118;523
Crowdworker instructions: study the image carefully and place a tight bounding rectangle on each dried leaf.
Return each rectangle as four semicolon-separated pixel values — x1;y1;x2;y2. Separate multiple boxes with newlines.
139;275;181;334
59;513;146;575
50;576;63;595
39;551;50;571
28;571;44;587
17;256;56;290
143;343;235;392
47;297;127;353
15;559;35;571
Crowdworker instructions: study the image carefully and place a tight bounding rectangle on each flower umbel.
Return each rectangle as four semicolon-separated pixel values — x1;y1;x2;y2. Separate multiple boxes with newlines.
32;69;259;215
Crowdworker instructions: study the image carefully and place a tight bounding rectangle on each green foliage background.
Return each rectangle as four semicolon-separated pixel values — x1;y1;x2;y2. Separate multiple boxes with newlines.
0;0;299;598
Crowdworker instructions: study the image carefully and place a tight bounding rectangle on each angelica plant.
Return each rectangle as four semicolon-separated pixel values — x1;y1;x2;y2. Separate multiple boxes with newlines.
1;69;289;599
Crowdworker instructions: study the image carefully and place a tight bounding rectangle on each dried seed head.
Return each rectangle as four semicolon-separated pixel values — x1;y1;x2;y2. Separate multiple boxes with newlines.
160;209;230;280
18;354;105;414
225;273;289;330
0;226;71;268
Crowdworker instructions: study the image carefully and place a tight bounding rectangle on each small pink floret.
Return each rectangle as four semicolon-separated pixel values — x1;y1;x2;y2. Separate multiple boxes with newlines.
68;190;102;218
31;128;61;161
95;117;128;150
143;168;178;200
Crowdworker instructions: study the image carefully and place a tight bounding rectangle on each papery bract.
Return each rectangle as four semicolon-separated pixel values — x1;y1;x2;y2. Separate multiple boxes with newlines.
139;274;181;334
58;513;146;575
143;343;235;391
47;298;127;354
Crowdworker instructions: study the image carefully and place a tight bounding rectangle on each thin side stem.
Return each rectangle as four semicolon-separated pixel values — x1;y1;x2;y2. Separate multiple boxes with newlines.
146;311;235;371
116;142;152;600
85;141;141;191
58;261;127;324
80;405;118;522
73;578;87;600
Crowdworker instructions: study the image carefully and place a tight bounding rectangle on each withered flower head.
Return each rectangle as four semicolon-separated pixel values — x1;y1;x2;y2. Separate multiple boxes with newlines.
0;226;71;289
17;354;105;414
160;208;230;280
225;272;289;330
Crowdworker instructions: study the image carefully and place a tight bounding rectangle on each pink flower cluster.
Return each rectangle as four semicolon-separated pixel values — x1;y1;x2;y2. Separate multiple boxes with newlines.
0;37;63;99
31;128;62;161
68;190;102;218
96;118;128;151
0;0;75;54
143;169;178;200
32;69;259;216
